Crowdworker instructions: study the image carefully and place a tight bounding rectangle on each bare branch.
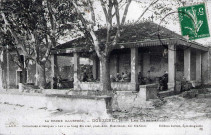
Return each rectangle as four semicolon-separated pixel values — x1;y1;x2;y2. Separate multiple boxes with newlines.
39;0;56;63
113;0;120;45
105;0;113;46
121;0;131;25
100;0;109;23
135;0;159;23
47;0;56;47
1;11;31;58
87;0;96;25
71;0;102;58
112;1;126;18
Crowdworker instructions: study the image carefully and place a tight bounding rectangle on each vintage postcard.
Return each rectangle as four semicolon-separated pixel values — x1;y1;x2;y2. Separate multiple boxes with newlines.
0;0;211;135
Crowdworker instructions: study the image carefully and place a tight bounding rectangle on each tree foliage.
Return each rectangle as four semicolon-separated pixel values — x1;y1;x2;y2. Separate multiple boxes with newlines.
0;0;78;87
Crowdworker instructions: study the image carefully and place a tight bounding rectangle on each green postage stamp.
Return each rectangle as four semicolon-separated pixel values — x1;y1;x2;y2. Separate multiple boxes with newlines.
178;3;210;40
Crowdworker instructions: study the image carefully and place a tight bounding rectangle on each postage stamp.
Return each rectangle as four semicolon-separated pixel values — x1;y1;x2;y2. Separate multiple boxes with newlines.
178;3;210;40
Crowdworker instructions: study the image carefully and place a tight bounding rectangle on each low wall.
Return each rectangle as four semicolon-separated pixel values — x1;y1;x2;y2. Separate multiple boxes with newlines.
112;84;158;111
111;82;136;91
139;83;158;101
74;82;101;91
74;82;136;91
0;92;112;117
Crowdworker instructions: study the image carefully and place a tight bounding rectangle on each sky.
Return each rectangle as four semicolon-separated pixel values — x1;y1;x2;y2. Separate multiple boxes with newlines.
125;0;211;46
59;0;211;46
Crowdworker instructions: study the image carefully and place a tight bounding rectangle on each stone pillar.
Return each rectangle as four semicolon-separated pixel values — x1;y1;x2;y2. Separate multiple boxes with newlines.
184;48;191;81
51;54;57;89
168;45;176;90
73;52;79;90
92;56;97;80
131;48;138;91
196;51;202;85
202;51;209;84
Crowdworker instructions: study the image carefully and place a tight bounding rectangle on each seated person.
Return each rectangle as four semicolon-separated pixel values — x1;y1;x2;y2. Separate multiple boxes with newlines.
116;73;122;82
160;71;168;90
138;72;143;84
120;72;126;82
88;75;94;82
57;75;63;88
110;75;116;82
82;72;88;82
122;72;127;79
123;71;131;82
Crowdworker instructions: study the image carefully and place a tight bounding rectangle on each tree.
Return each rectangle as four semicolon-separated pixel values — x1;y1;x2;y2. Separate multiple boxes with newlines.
70;0;182;93
0;0;78;88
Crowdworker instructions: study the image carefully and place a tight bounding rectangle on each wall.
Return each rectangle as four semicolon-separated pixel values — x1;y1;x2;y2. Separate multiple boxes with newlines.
57;56;73;80
191;50;196;80
27;61;36;84
112;84;158;111
176;50;184;81
109;47;186;83
110;47;168;80
75;82;136;91
0;92;111;117
202;51;209;84
109;49;131;76
9;54;19;88
57;56;93;81
142;52;168;78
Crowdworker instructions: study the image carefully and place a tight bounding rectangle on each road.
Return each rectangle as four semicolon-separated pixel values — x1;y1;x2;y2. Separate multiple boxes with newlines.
0;94;211;135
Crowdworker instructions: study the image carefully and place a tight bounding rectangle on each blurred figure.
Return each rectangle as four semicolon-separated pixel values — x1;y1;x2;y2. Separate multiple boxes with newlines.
82;72;88;82
116;73;121;82
159;71;168;91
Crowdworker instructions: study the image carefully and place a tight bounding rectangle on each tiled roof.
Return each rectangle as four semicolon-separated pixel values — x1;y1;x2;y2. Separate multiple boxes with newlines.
54;21;207;51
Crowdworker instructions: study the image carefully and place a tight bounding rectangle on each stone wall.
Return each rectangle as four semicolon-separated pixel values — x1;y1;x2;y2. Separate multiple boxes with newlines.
112;84;158;111
74;82;137;91
0;92;111;117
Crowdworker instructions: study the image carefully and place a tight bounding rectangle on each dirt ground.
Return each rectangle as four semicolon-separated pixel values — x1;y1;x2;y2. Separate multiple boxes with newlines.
113;95;211;121
0;89;211;135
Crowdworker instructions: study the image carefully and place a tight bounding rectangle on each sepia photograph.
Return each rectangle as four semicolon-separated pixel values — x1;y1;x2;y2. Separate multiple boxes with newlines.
0;0;211;134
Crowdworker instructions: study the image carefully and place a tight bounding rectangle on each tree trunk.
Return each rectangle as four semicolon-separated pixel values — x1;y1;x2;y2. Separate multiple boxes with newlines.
0;67;3;89
36;63;46;89
22;68;27;84
100;56;112;94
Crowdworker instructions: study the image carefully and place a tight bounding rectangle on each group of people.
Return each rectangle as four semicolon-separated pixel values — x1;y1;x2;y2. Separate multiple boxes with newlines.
80;70;169;91
110;71;131;82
